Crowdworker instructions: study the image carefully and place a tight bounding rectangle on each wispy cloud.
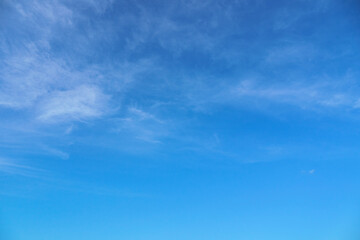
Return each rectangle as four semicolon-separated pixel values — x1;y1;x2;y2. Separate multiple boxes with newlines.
301;169;316;175
228;78;357;110
0;0;118;124
0;44;102;109
37;85;110;123
273;0;330;30
0;0;359;168
0;158;44;177
265;44;317;64
115;107;169;144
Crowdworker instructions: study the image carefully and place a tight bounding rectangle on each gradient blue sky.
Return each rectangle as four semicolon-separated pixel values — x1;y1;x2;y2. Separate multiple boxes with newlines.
1;0;360;239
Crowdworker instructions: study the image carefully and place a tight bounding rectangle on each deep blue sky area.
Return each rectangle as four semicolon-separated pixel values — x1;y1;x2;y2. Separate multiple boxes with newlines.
1;0;360;239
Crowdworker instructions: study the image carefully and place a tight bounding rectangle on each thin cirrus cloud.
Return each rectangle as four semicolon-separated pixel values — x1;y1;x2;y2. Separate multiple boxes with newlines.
0;157;44;177
0;0;359;166
0;44;111;123
0;0;357;121
231;79;355;109
3;2;360;239
37;85;110;123
114;107;168;144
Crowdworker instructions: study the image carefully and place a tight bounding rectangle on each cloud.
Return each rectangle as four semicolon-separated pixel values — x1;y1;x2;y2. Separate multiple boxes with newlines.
38;144;69;159
0;45;73;109
0;157;43;177
0;0;359;163
115;107;168;144
273;0;330;30
0;46;111;123
128;107;164;123
178;75;358;113
230;79;356;110
14;0;73;24
37;85;110;123
302;169;315;175
265;44;317;64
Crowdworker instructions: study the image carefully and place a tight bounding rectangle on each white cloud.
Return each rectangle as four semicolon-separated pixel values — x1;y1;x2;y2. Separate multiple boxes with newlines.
37;85;109;122
0;40;112;124
301;169;316;175
128;107;164;123
0;46;69;108
0;157;43;177
352;99;360;109
115;107;168;144
231;79;356;109
273;1;330;30
265;44;317;64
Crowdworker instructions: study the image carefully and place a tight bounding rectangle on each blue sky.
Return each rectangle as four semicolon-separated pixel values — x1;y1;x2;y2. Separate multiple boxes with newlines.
1;0;360;239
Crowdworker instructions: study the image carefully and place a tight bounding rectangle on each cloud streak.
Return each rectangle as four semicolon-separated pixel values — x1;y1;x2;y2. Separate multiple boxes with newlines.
37;85;109;123
0;0;360;175
0;158;44;178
